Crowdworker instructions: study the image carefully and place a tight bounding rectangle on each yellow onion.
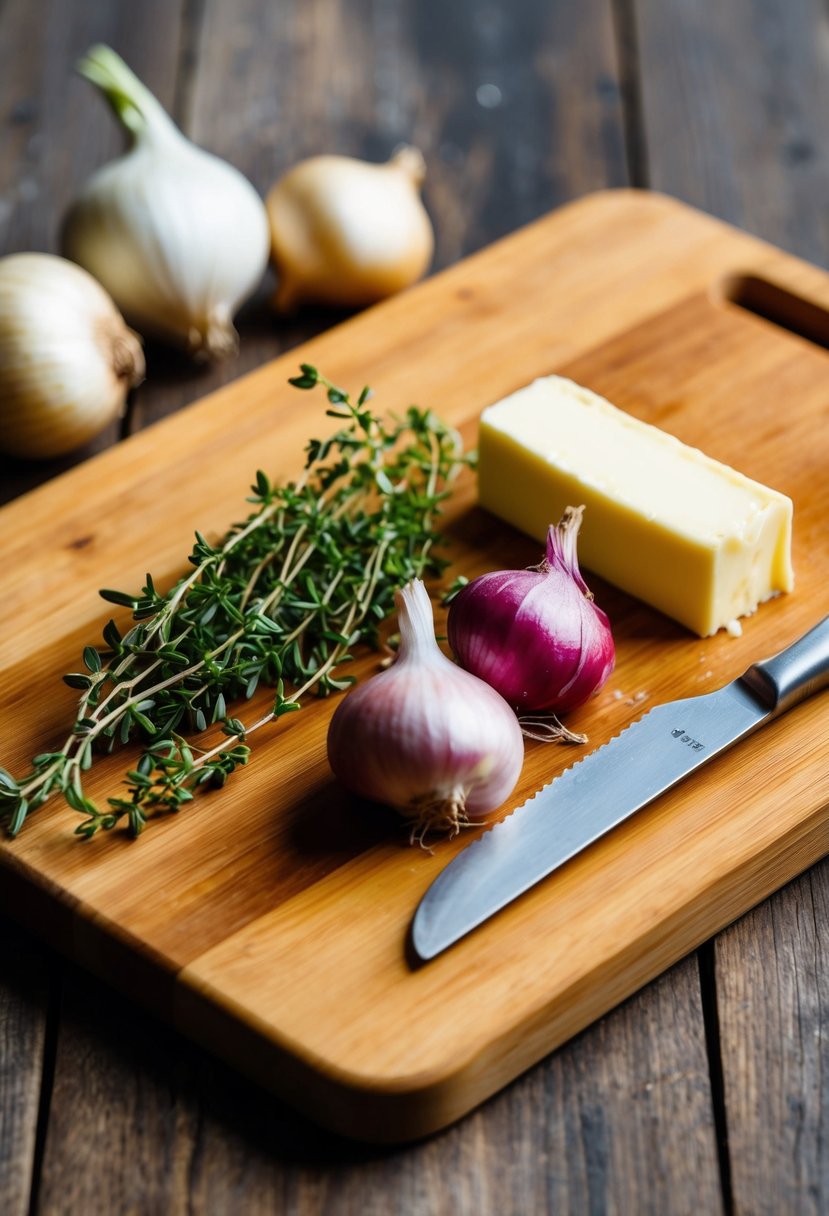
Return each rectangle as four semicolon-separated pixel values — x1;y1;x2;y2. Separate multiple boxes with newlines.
266;147;434;312
0;253;143;459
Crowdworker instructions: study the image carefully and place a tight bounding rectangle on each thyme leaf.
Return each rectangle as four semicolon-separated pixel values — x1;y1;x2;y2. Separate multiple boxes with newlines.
3;368;471;840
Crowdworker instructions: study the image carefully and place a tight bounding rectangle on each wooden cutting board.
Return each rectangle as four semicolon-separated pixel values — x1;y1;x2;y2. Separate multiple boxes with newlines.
2;190;829;1143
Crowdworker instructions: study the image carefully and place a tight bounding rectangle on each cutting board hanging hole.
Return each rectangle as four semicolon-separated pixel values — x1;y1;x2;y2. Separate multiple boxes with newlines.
715;273;829;352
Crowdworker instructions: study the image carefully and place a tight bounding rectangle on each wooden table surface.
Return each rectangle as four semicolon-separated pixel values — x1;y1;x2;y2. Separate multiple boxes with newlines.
1;2;828;1213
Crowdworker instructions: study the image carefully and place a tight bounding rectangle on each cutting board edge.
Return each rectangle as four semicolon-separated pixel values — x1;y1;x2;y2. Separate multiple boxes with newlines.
2;778;826;1145
0;844;186;1013
170;792;829;1143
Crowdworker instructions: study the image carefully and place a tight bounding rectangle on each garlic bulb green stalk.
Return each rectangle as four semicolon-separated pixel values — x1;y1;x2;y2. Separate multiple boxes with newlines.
266;147;434;311
61;45;269;360
0;254;144;459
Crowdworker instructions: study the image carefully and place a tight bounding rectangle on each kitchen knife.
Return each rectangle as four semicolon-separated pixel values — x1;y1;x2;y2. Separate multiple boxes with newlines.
412;614;829;961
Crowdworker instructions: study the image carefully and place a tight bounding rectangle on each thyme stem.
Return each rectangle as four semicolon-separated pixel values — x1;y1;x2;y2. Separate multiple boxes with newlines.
0;367;472;840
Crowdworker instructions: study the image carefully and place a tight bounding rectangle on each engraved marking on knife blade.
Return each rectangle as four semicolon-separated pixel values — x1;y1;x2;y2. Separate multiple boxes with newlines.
670;728;705;750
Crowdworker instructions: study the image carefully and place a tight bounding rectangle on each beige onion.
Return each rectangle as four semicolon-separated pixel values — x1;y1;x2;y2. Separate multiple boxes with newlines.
266;147;434;312
61;46;269;361
0;253;144;459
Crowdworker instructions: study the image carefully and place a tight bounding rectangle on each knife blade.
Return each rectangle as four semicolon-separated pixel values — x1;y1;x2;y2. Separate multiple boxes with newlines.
412;614;829;961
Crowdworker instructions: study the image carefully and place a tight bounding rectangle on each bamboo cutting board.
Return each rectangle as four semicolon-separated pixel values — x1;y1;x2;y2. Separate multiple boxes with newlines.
2;190;829;1142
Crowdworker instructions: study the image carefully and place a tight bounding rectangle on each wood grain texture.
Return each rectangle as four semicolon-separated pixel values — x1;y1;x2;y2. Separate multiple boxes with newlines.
34;955;720;1216
714;875;829;1216
634;1;829;1203
36;968;202;1216
0;923;51;1216
2;191;829;1142
634;0;829;267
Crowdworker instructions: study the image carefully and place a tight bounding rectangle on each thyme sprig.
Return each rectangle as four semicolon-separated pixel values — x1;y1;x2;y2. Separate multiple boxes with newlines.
0;366;470;840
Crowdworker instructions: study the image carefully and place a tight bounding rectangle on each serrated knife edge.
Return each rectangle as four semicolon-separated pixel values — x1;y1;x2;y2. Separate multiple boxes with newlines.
411;615;829;961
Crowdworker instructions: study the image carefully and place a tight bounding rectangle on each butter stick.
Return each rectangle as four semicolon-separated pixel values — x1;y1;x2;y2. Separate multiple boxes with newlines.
477;375;794;637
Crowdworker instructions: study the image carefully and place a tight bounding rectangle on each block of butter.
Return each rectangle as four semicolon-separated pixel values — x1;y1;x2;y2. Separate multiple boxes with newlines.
477;375;794;637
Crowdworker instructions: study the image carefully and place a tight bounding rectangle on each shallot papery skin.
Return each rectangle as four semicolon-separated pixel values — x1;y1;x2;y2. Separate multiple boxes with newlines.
448;506;615;713
326;579;524;841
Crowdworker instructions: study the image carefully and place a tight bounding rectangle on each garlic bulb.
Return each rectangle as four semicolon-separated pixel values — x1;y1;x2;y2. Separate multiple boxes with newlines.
266;147;434;311
61;45;269;360
327;579;524;843
0;253;144;459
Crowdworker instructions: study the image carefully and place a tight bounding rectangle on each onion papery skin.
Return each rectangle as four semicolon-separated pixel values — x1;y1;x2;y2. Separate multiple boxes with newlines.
327;580;524;840
62;140;269;359
60;46;269;361
448;510;615;713
266;148;434;312
0;253;144;459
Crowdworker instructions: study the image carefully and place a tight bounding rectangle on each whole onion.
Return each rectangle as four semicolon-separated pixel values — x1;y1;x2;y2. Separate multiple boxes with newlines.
448;506;615;714
266;147;434;312
0;253;144;459
61;45;269;360
327;579;524;843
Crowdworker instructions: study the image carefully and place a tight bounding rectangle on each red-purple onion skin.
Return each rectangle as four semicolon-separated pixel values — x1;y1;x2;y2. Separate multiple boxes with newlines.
327;650;524;819
447;519;615;713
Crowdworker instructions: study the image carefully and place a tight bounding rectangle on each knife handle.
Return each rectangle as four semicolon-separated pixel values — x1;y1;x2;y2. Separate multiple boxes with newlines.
741;614;829;715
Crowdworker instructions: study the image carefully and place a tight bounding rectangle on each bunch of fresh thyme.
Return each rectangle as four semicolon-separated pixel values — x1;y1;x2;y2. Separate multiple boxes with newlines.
0;366;470;840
